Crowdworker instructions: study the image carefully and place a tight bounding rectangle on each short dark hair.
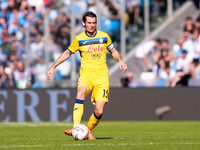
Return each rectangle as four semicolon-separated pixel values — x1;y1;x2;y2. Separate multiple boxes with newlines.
193;58;199;64
162;39;169;43
82;11;97;23
155;38;162;44
186;16;192;21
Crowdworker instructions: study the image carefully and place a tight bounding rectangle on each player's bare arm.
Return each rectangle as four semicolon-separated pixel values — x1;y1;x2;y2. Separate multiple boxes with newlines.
109;48;128;73
46;50;71;80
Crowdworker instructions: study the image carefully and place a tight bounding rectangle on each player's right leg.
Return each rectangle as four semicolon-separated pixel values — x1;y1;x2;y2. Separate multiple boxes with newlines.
64;85;87;136
73;85;87;126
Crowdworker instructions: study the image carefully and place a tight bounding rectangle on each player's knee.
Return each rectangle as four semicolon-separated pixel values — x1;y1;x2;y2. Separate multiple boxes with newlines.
94;109;103;118
76;90;86;99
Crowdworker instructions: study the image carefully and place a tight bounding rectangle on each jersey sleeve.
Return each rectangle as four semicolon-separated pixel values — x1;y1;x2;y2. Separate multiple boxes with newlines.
106;34;114;51
67;37;79;54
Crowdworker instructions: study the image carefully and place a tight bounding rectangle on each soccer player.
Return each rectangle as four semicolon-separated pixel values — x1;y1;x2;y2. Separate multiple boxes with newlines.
46;11;127;140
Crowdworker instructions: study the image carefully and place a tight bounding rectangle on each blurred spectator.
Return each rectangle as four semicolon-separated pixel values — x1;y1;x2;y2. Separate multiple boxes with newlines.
193;27;200;57
189;57;200;79
183;16;196;34
8;20;19;35
10;33;16;42
65;0;87;27
181;32;195;62
19;0;28;11
1;26;10;37
27;6;41;25
134;38;161;71
15;0;22;10
99;0;109;19
0;65;14;88
30;34;45;64
0;3;8;18
105;0;120;20
0;47;7;66
7;42;21;64
1;35;11;56
87;0;97;14
0;17;7;34
0;0;132;89
120;76;129;87
27;0;44;12
171;50;191;87
126;0;140;31
49;0;63;10
171;38;187;71
120;72;137;88
175;58;200;87
55;24;70;52
152;57;165;76
100;0;121;36
48;33;62;54
155;39;173;65
7;0;15;12
7;7;21;34
158;63;176;85
53;13;69;31
13;60;32;89
195;16;200;33
30;26;40;41
172;38;184;60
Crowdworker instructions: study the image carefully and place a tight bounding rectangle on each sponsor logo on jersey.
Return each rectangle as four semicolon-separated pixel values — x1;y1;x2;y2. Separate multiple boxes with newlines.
86;45;104;53
91;53;101;59
83;41;87;44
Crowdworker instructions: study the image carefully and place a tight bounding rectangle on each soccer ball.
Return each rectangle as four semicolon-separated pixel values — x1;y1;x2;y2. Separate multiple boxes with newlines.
72;124;89;140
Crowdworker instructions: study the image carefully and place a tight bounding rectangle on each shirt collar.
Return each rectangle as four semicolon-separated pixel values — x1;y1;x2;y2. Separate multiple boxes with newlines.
85;29;97;37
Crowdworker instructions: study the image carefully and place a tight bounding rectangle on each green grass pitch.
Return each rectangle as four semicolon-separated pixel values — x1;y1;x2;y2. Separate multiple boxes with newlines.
0;121;200;150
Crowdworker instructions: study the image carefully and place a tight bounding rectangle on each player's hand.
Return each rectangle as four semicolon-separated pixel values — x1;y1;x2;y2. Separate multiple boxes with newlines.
119;60;127;73
46;68;54;80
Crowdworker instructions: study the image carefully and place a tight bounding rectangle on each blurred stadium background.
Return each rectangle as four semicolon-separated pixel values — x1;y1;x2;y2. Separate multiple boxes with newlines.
0;0;199;89
0;0;200;121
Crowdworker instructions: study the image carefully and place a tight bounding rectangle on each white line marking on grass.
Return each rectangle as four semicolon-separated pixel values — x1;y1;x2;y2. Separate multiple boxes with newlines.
1;122;73;127
1;143;200;148
3;137;200;141
4;138;74;141
114;137;200;140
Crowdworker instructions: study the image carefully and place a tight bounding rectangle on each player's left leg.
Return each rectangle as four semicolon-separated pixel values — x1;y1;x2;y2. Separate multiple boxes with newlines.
87;101;106;140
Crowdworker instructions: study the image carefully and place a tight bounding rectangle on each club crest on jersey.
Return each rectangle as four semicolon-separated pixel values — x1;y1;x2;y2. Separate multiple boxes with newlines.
99;38;103;43
86;45;103;53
